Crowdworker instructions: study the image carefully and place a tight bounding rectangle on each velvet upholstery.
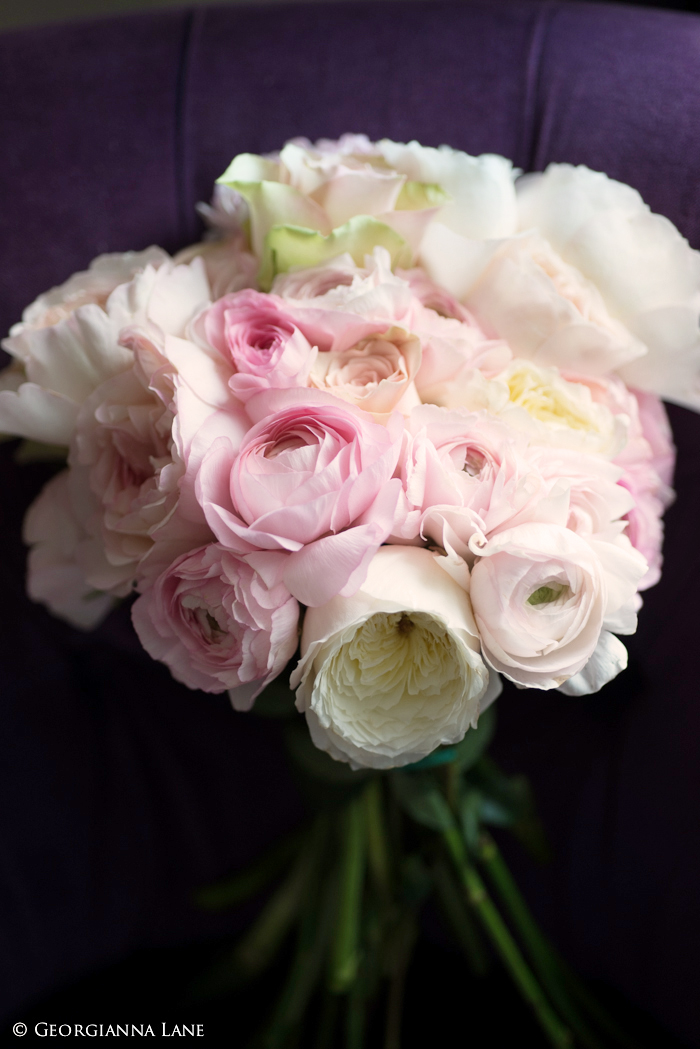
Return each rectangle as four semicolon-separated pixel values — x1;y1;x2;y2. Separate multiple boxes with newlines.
1;1;700;1042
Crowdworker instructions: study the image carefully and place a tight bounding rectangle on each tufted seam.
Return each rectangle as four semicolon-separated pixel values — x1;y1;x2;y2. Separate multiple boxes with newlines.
519;0;560;174
174;8;200;247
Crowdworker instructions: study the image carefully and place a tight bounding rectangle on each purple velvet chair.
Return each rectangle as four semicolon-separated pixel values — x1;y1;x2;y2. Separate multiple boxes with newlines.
2;0;700;1043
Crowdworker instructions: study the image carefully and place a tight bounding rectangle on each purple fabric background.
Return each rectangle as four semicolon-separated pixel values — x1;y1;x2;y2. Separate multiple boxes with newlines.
1;0;700;1042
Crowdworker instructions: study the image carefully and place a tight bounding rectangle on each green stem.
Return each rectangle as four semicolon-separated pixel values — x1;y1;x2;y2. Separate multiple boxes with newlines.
432;857;489;977
235;823;323;978
345;983;367;1049
364;779;392;901
194;829;302;911
383;916;416;1049
329;795;367;993
190;826;321;1001
442;824;572;1049
261;871;336;1049
478;832;604;1049
314;992;339;1049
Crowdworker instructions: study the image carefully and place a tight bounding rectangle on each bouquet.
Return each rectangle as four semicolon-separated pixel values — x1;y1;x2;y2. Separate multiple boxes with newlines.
1;135;692;1047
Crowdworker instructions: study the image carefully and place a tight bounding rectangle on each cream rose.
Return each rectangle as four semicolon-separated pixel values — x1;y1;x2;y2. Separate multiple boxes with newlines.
291;545;498;769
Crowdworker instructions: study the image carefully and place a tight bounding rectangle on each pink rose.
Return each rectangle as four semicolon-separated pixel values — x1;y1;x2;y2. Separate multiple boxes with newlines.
131;543;299;708
195;390;403;606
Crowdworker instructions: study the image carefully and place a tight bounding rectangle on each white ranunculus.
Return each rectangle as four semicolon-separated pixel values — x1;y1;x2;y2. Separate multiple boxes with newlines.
468;524;647;691
291;545;499;769
517;164;700;409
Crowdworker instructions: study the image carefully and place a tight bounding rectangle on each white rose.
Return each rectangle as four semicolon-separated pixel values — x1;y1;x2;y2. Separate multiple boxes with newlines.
291;545;498;770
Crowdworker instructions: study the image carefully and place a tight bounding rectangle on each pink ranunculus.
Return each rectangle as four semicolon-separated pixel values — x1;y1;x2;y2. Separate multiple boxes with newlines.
469;523;647;691
398;404;569;557
195;289;318;402
194;390;404;606
131;543;300;708
271;252;360;300
396;267;476;323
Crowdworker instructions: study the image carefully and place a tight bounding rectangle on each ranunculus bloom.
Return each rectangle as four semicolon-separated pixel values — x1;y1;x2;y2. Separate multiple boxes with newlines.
195;289;317;401
469;523;647;691
132;543;299;708
195;391;403;606
292;545;497;769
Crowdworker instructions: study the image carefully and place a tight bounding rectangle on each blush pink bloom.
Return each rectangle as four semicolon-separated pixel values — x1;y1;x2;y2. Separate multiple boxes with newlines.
23;469;114;630
196;289;317;401
398;404;567;557
195;390;404;606
71;330;210;596
576;375;676;588
131;543;299;708
309;327;421;415
469;523;647;691
617;391;675;589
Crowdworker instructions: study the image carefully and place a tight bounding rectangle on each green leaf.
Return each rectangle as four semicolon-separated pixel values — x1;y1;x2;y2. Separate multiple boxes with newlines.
395;180;451;211
459;789;482;851
253;671;298;719
14;439;68;464
404;746;458;771
400;854;432;906
452;703;497;772
284;720;374;795
260;217;410;290
389;771;454;832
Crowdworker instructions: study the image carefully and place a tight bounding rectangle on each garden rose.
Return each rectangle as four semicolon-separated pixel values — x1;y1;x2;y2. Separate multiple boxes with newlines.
23;469;114;629
292;545;497;769
132;543;299;708
309;327;421;414
0;257;210;445
194;391;403;606
517;163;700;408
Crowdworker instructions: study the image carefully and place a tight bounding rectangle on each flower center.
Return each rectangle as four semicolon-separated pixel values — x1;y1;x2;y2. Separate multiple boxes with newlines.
527;583;568;607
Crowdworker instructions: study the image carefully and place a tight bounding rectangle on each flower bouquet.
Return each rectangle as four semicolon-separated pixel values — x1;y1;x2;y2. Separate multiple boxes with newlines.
1;135;692;1047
